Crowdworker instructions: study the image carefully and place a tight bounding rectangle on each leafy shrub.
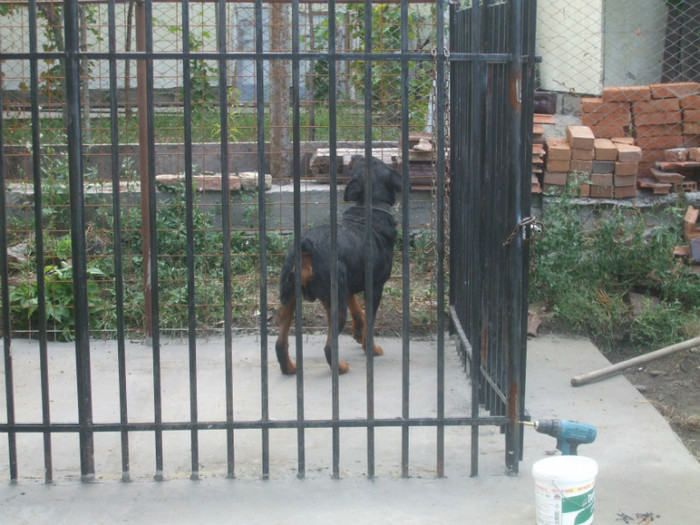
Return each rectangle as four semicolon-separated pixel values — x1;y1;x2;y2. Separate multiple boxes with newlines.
531;181;699;353
9;262;106;341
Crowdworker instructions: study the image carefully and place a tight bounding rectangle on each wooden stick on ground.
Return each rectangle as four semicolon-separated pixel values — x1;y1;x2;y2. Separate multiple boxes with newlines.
571;336;700;387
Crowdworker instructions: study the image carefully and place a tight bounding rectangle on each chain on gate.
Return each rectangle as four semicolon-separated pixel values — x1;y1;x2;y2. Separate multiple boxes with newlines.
502;216;545;247
427;45;451;279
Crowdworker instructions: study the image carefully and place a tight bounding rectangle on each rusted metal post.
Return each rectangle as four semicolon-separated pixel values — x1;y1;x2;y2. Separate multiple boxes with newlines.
505;0;524;477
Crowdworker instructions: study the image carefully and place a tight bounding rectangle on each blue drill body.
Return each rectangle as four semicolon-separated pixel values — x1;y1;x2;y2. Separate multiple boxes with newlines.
533;419;597;455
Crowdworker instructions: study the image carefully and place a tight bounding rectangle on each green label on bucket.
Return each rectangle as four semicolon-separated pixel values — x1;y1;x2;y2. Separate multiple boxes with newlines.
561;488;595;525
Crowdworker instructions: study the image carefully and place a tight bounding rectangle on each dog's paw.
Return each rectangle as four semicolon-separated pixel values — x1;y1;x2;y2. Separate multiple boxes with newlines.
280;362;297;375
373;345;384;357
339;361;350;374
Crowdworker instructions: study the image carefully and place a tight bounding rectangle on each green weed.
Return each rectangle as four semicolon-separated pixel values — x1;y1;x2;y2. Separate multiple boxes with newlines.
531;181;700;353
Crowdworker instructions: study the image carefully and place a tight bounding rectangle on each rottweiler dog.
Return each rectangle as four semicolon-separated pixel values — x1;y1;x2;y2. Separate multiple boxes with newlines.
275;155;405;374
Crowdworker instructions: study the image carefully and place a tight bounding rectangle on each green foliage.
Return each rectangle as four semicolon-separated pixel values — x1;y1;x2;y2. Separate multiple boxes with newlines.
9;262;106;342
161;21;218;104
209;87;243;142
346;4;433;125
302;4;433;126
40;152;72;233
117;182;284;331
531;181;700;353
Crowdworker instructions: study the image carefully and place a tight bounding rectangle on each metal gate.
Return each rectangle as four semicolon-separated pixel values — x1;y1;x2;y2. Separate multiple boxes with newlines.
0;0;534;482
449;0;537;475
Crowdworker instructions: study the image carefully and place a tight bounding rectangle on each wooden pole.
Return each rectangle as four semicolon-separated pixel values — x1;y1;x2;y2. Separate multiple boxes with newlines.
571;336;700;387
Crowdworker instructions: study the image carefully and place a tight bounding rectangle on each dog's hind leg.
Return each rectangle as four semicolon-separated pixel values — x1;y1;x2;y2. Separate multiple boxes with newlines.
275;298;297;375
348;294;383;357
322;300;350;374
348;294;365;344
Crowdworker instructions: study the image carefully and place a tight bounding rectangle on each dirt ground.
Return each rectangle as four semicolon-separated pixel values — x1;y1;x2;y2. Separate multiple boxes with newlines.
616;347;700;462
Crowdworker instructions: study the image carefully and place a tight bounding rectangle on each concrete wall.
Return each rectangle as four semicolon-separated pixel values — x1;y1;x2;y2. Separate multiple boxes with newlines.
537;0;667;95
602;0;667;87
537;0;604;95
3;180;436;233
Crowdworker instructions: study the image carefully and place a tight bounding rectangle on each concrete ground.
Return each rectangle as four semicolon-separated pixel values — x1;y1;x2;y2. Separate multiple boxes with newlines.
1;333;699;524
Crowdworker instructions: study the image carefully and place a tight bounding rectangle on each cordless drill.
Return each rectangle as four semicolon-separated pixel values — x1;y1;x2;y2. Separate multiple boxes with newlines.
523;419;597;455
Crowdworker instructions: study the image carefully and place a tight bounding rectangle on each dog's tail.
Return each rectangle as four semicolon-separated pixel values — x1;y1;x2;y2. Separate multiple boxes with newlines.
279;238;315;305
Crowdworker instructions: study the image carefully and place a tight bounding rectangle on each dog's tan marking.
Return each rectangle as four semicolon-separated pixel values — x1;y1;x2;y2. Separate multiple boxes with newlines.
289;253;314;288
348;295;383;356
300;252;313;287
322;303;349;374
348;294;365;344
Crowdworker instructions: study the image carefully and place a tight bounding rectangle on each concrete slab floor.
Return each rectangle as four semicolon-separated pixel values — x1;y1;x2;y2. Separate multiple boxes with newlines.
1;333;699;524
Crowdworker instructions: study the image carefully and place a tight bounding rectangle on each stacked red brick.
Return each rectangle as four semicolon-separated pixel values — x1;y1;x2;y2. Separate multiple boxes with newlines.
543;125;641;199
580;82;700;177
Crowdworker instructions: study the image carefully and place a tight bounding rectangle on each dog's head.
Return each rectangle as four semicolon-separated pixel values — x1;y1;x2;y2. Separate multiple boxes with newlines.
344;155;405;206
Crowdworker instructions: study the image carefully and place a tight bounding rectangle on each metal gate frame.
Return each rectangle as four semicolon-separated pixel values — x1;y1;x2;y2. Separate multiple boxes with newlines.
1;0;534;482
449;0;537;475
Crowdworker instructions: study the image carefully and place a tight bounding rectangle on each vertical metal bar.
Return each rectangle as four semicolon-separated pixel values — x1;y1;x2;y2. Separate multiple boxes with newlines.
182;0;200;481
218;0;235;480
363;0;375;480
0;58;18;485
255;0;269;481
136;0;152;337
107;0;130;482
435;0;447;479
483;3;498;420
518;0;537;462
291;0;306;480
141;0;164;482
64;0;95;481
505;0;524;476
468;0;483;478
28;0;52;484
399;0;410;479
328;0;341;480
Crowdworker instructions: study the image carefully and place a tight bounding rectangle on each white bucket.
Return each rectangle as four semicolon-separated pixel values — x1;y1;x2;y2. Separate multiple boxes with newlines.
532;456;598;525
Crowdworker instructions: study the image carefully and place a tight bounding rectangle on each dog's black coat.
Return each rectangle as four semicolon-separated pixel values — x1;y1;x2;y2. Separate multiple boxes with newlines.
275;155;404;374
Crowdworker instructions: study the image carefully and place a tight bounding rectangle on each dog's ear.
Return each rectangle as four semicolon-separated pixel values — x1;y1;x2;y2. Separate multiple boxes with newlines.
344;155;366;202
389;166;403;194
344;175;364;202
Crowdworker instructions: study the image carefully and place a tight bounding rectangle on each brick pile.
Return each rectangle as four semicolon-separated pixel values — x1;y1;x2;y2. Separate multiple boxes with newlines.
640;146;700;194
580;82;700;177
531;114;556;194
543;125;641;199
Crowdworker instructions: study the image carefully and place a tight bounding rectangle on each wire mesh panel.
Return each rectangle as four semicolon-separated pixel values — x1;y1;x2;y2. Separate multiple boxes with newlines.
0;0;533;482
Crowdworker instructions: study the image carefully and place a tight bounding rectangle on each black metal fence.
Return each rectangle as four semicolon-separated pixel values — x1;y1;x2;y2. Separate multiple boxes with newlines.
1;0;533;482
449;0;536;475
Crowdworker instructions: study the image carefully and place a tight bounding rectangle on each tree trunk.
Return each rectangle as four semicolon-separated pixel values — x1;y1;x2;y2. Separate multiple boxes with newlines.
269;3;291;179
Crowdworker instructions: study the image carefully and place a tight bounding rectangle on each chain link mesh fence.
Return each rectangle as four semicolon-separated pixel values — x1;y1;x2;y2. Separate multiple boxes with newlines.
535;0;699;192
1;1;699;338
